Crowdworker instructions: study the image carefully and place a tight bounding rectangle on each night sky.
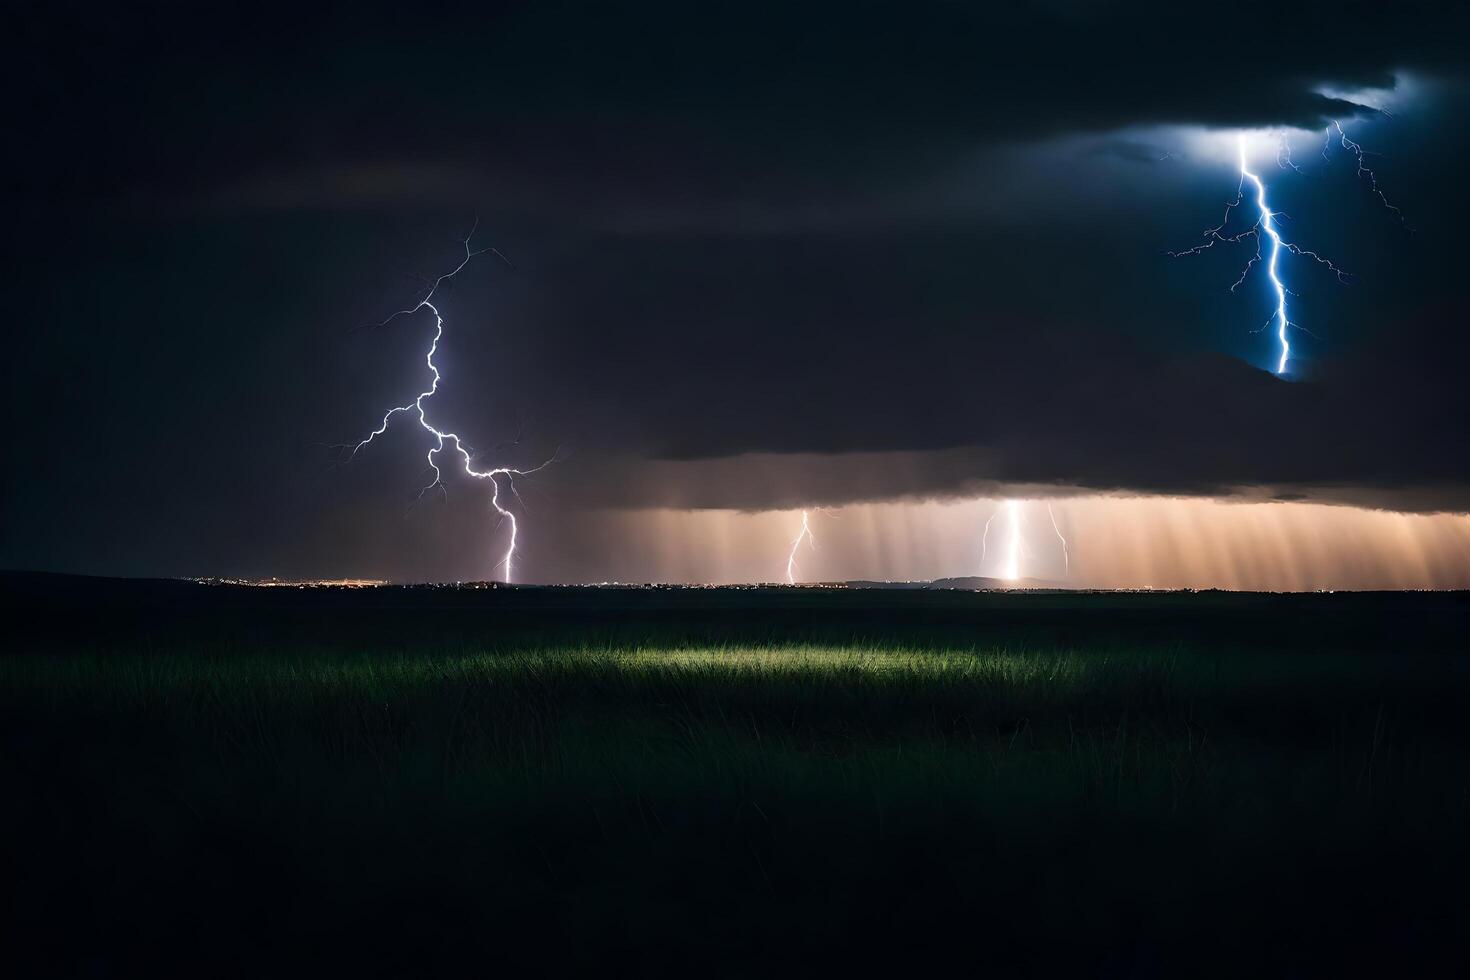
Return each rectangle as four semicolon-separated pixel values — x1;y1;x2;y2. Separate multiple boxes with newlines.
6;1;1469;583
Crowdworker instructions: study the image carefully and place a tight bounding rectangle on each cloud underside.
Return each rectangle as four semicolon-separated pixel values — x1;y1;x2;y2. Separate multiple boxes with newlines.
552;345;1470;516
561;450;1470;517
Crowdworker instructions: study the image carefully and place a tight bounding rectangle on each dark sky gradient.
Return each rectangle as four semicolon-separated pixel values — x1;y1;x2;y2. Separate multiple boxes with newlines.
5;1;1468;579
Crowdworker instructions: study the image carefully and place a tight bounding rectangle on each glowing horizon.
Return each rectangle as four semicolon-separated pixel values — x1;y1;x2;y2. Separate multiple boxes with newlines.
427;495;1470;592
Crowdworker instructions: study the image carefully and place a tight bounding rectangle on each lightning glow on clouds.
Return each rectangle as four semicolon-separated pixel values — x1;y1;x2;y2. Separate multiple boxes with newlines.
542;498;1470;591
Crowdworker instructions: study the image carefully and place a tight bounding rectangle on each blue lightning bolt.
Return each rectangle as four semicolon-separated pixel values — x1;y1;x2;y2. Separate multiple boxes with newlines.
1238;143;1294;375
1175;116;1410;375
1171;134;1351;375
349;222;555;583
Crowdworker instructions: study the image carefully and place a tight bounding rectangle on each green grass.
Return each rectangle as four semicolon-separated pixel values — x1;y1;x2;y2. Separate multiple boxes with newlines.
4;582;1470;975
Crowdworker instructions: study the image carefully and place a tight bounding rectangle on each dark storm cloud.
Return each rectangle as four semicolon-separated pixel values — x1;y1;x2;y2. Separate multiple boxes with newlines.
5;1;1470;581
16;0;1468;216
505;295;1470;514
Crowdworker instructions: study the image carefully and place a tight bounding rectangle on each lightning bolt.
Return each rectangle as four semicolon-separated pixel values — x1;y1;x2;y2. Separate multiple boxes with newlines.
1277;134;1307;176
1325;120;1409;226
980;500;1069;583
1047;502;1070;578
1170;134;1351;375
1239;144;1295;375
980;501;1024;581
785;510;815;584
348;221;555;583
1001;500;1022;581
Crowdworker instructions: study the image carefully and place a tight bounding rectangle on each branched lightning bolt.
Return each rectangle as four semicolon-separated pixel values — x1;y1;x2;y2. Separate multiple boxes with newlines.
785;510;815;584
1277;134;1307;176
1326;120;1409;226
1170;135;1351;375
348;221;555;583
1176;120;1409;375
1239;146;1295;375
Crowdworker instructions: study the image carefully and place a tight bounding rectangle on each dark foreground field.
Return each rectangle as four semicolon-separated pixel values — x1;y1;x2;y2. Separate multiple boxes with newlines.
4;574;1469;976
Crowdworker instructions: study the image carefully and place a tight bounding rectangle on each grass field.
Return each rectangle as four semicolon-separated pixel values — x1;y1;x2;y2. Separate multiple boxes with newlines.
4;575;1469;976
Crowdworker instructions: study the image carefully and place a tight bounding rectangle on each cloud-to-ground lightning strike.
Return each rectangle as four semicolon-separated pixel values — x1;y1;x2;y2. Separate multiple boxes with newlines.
980;500;1023;581
1000;500;1022;581
785;509;815;584
349;223;553;583
1047;502;1070;578
1170;135;1351;375
980;500;1070;582
979;503;1021;580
